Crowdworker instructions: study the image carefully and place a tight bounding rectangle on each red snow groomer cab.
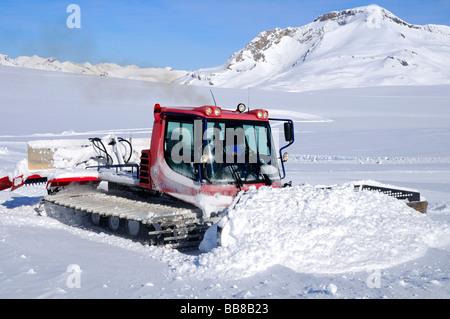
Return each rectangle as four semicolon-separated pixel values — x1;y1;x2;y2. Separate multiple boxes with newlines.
138;103;294;214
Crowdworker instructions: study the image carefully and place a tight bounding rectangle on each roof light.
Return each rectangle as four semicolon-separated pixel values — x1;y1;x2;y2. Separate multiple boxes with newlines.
257;110;263;118
205;106;213;116
263;110;268;118
236;103;246;113
214;107;222;116
154;103;161;113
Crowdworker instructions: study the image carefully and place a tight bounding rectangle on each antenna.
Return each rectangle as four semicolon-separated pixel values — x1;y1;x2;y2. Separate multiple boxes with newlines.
210;89;217;106
247;88;250;113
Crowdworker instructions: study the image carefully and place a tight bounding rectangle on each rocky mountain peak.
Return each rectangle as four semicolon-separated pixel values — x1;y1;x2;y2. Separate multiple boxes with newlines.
180;5;450;91
315;4;420;29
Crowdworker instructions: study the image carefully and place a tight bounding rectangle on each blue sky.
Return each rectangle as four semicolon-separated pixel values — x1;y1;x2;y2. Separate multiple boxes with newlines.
0;0;449;70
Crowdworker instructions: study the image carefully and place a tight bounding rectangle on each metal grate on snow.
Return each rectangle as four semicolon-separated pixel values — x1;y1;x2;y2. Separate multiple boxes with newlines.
354;184;421;202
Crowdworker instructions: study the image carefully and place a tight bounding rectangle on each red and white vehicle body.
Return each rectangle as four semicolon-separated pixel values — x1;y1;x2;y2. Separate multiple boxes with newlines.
137;104;293;214
1;103;294;216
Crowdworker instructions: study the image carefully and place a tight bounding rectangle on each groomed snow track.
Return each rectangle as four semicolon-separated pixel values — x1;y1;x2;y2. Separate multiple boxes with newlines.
41;191;217;250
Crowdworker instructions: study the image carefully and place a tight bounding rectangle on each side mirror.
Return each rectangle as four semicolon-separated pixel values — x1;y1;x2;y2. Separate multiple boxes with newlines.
284;122;294;142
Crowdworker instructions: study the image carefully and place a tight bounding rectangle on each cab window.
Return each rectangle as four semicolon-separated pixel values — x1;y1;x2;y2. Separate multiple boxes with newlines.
164;119;196;180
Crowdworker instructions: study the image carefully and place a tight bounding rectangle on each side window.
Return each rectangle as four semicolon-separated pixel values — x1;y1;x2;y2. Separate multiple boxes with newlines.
164;119;196;180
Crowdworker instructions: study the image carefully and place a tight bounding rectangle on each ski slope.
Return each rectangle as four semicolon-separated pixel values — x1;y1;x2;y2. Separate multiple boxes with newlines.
1;65;450;299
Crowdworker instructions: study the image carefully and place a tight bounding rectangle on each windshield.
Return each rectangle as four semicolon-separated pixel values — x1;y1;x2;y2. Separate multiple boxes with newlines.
202;119;280;184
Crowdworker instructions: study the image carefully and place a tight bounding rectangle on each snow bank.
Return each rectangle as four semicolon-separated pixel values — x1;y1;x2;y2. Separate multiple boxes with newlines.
197;184;450;278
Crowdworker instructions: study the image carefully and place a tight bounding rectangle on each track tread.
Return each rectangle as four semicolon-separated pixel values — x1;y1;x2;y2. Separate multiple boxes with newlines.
42;190;217;250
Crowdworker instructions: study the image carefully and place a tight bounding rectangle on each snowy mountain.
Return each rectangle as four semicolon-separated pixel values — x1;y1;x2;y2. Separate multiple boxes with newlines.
3;5;449;92
0;54;188;83
178;4;450;91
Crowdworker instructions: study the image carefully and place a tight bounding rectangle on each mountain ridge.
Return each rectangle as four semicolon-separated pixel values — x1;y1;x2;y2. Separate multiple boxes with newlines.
0;53;188;83
178;4;450;91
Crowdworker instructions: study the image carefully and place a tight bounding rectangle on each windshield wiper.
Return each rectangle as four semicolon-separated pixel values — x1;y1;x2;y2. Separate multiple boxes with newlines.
228;164;243;190
261;172;271;186
248;162;271;186
219;145;243;190
243;137;272;186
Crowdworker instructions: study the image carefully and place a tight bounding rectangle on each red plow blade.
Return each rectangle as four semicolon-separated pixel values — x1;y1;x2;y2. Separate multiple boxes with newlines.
0;176;12;191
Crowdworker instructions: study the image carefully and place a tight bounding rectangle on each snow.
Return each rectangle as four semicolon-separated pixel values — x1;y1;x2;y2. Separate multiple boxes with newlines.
198;184;449;278
1;64;450;300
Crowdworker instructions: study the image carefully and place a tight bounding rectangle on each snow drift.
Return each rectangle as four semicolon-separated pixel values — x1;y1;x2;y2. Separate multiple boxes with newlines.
197;184;450;279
